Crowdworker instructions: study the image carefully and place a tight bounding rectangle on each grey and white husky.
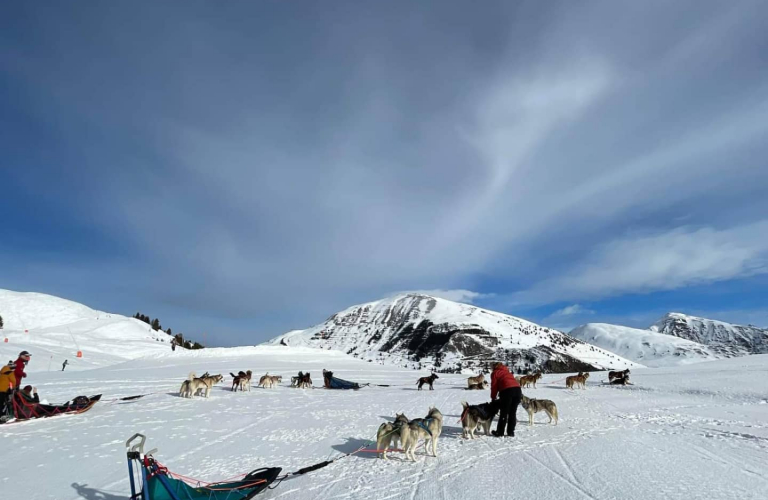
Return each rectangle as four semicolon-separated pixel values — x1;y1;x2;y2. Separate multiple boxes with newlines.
521;395;558;425
376;413;408;460
400;407;443;461
460;401;497;439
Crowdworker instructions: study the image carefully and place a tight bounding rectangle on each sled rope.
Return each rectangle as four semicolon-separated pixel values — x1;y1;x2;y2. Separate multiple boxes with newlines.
269;420;405;488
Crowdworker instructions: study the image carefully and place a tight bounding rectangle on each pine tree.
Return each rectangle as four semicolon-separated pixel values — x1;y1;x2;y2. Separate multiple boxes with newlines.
151;318;161;331
166;327;172;336
0;314;4;329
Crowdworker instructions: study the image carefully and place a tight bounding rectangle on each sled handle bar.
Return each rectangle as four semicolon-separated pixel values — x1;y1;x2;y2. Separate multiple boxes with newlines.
126;433;158;457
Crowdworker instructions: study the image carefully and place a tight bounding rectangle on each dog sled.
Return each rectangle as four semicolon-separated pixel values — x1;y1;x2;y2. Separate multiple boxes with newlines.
126;434;281;500
1;392;101;424
322;369;365;390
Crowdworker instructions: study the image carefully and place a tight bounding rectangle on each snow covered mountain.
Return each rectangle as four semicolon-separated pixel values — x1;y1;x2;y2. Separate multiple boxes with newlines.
651;312;768;354
0;289;174;372
568;323;739;368
268;293;640;373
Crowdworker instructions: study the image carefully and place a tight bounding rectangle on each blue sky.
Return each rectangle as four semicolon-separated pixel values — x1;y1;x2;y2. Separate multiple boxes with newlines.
2;2;767;345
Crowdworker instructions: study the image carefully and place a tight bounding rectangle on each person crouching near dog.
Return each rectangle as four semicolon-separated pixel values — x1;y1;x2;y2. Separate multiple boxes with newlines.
490;362;522;437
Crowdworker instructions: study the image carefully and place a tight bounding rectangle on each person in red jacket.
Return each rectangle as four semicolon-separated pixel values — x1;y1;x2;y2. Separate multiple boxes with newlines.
490;362;522;437
13;351;31;390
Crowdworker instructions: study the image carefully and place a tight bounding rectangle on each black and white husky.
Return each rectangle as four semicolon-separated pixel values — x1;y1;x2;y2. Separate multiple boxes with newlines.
376;413;408;460
460;401;498;439
400;407;443;461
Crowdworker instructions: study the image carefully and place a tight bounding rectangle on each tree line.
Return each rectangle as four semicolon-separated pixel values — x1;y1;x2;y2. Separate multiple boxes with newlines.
133;312;204;350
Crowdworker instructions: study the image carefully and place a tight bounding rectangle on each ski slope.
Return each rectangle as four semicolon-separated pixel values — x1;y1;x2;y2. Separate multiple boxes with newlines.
2;345;766;500
0;289;173;372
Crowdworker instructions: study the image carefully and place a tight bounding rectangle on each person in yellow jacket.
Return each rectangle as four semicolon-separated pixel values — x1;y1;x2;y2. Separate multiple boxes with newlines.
0;362;17;419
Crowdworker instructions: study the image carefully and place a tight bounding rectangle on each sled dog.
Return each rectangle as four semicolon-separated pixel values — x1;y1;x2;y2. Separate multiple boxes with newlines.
566;372;589;389
196;373;223;397
292;372;312;388
519;372;543;389
230;370;252;392
180;372;221;398
609;373;631;385
416;374;439;391
608;369;630;383
258;373;281;389
466;380;489;390
466;373;485;388
521;395;558;425
376;413;409;460
460;401;497;439
400;407;443;461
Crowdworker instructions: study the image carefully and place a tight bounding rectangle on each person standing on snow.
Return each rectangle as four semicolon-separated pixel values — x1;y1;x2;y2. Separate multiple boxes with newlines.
490;362;522;437
13;351;31;391
62;359;68;371
0;361;16;418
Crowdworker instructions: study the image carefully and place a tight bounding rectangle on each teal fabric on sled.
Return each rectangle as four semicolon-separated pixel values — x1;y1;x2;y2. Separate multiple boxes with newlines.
146;467;281;500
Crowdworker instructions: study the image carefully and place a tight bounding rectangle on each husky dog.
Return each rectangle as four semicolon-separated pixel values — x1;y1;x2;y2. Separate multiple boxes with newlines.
519;372;543;389
230;370;252;392
196;373;223;397
416;374;439;391
466;373;485;388
608;369;630;383
521;395;558;425
466;380;489;390
179;376;193;399
400;407;443;461
258;373;281;389
180;372;221;398
460;401;498;439
609;373;631;385
292;372;312;388
566;372;589;390
376;413;409;460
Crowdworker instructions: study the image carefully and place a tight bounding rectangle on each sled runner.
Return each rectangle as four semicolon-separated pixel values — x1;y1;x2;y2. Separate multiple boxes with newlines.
2;393;101;423
126;434;281;500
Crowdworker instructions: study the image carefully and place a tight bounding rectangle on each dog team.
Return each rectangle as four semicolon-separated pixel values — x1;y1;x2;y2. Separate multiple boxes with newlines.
177;363;628;462
179;370;298;398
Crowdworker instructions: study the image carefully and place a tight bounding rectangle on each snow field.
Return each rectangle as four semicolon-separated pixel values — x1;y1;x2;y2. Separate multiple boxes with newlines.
0;289;174;372
2;346;767;500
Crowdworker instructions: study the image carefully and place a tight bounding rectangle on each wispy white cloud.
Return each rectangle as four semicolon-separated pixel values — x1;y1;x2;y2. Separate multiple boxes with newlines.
516;221;768;304
408;289;495;304
551;304;595;317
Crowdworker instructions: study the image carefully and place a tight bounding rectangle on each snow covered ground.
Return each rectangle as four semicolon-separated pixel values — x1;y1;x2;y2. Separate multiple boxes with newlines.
0;289;173;372
3;345;767;500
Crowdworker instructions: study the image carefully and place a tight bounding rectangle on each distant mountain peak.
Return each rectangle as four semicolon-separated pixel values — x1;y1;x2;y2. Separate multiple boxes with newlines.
269;294;638;373
651;312;768;354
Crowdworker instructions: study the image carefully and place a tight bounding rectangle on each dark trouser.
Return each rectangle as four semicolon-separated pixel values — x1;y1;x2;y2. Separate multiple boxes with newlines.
0;391;11;417
496;386;522;436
